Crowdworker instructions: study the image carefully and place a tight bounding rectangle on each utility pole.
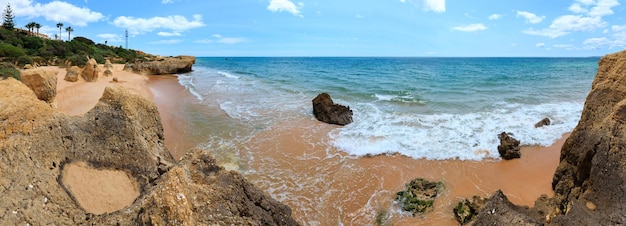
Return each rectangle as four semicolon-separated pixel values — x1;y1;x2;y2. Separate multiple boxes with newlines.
125;29;128;49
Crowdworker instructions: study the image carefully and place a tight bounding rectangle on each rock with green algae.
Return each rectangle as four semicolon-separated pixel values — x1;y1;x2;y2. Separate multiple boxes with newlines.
395;178;444;215
453;196;488;225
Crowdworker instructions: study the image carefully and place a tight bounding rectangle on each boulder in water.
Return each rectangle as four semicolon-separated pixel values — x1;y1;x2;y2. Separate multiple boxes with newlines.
497;132;521;160
312;93;353;125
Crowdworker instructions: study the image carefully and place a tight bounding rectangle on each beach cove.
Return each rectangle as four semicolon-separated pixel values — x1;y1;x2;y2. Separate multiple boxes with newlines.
143;57;596;224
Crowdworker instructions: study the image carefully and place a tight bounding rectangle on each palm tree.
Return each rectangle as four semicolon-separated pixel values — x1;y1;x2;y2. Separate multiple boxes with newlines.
65;26;73;41
34;23;41;35
25;22;35;34
56;22;63;40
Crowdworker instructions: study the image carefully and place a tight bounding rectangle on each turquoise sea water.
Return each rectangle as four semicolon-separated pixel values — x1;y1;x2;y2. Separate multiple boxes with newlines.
178;57;598;160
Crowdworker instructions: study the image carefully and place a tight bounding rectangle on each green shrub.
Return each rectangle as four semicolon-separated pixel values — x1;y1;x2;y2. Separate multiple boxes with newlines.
67;55;87;67
0;62;20;80
17;55;32;66
0;43;25;57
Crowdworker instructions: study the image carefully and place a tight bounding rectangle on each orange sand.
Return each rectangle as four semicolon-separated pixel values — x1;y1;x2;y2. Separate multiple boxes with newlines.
61;162;139;214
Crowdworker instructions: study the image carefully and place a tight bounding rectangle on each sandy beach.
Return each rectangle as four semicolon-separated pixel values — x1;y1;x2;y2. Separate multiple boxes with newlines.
50;64;567;224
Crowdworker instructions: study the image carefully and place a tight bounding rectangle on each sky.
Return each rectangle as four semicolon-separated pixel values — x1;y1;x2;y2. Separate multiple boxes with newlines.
1;0;626;57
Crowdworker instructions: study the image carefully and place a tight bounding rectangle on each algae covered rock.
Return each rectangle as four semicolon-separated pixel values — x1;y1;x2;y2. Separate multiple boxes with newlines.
395;178;444;215
453;196;488;225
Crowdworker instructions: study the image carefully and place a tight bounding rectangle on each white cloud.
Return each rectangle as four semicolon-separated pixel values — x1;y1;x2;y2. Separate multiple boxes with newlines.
400;0;445;13
1;0;104;26
161;0;178;4
355;14;363;19
583;37;612;48
194;39;213;44
516;11;545;24
267;0;303;17
149;39;182;44
452;23;487;32
195;34;248;44
113;14;204;35
488;14;502;20
536;42;545;48
217;37;248;44
524;0;618;39
553;44;575;50
157;31;182;37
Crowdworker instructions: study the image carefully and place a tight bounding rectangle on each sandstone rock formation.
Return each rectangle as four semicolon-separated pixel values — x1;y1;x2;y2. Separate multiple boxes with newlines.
127;56;195;75
103;69;113;77
81;58;99;82
20;69;58;103
535;117;551;128
453;196;488;225
472;50;626;225
312;93;353;125
497;132;521;160
0;79;298;225
64;66;81;82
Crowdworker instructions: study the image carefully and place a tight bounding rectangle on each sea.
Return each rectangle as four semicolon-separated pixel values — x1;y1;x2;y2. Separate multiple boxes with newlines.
174;57;599;225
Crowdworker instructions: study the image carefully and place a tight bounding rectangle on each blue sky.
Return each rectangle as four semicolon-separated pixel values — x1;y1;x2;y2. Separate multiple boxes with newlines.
2;0;626;56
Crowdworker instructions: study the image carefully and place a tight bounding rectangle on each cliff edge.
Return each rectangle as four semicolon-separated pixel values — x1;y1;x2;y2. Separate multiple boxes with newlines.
0;78;298;225
473;51;626;225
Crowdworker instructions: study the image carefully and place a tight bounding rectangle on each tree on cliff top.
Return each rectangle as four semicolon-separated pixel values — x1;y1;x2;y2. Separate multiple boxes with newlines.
2;4;15;30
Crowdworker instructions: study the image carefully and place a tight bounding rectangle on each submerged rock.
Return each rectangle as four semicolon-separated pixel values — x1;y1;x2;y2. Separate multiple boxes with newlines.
534;117;551;128
497;132;521;160
312;93;353;125
395;178;444;215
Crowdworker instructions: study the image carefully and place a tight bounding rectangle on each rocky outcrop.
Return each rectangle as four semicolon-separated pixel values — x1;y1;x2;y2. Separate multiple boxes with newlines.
395;178;444;215
497;132;521;160
472;190;544;225
0;79;298;225
535;117;551;128
453;196;488;225
473;50;626;225
127;56;195;75
20;69;58;103
312;93;353;125
80;58;99;82
64;66;81;82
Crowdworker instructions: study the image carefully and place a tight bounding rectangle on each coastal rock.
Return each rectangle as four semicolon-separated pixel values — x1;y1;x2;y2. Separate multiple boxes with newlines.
64;66;81;82
395;178;444;215
497;132;521;160
104;59;113;71
453;196;488;225
534;117;551;128
129;56;195;75
312;93;353;125
123;62;133;72
81;58;99;82
472;190;544;225
0;79;298;225
20;69;58;103
472;50;626;225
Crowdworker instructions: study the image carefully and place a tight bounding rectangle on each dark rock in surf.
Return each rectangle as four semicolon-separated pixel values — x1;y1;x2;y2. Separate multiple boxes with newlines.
497;132;521;160
534;117;551;128
312;93;353;125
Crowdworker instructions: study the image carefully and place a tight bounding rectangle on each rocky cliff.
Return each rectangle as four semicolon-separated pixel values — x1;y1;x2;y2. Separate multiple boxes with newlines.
0;78;298;225
473;50;626;225
125;56;196;75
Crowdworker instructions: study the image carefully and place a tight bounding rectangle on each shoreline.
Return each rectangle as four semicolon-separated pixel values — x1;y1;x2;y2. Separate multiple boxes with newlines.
52;64;567;224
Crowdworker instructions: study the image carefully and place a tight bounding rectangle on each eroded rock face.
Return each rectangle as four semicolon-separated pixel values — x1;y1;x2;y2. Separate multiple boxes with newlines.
497;132;521;160
472;190;544;225
20;69;58;103
128;56;195;75
312;93;353;125
0;79;298;225
81;58;99;82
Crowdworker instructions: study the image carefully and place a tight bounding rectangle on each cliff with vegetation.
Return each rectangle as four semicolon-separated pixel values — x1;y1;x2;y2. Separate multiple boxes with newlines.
472;50;626;225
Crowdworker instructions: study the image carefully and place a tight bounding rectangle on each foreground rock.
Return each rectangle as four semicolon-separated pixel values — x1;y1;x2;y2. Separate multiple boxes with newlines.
497;132;521;160
0;79;298;225
473;50;626;224
395;178;444;215
20;69;58;103
127;56;195;75
64;66;81;82
453;196;488;225
80;58;99;82
312;93;353;125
